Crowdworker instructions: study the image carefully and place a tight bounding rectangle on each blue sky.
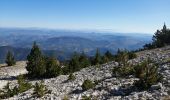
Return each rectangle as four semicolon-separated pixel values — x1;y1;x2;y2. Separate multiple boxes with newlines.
0;0;170;33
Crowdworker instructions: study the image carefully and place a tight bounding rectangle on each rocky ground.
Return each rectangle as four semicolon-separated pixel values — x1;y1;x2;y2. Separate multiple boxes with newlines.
0;46;170;100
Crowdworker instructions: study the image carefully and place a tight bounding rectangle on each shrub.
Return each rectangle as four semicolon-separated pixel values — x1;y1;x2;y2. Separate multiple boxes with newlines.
134;60;162;90
112;65;135;77
63;95;69;100
82;95;92;100
0;82;13;98
33;81;48;98
68;73;76;81
5;51;16;66
128;52;137;59
82;79;95;91
17;75;32;93
62;66;70;75
115;49;129;66
0;76;32;99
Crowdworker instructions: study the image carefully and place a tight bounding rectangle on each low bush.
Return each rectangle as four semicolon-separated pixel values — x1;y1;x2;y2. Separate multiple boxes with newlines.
112;64;135;77
5;51;16;66
33;81;48;98
0;82;14;99
82;79;95;91
68;73;76;81
63;95;69;100
0;75;32;99
82;95;92;100
17;75;32;93
134;60;162;90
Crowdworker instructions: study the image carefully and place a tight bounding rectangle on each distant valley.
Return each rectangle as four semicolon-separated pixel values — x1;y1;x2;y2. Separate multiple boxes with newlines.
0;28;152;63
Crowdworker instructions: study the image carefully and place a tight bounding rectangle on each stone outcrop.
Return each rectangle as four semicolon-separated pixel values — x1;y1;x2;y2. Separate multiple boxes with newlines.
0;46;170;100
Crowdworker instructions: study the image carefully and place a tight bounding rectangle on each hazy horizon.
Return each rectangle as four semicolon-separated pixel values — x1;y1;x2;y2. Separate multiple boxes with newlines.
0;0;170;34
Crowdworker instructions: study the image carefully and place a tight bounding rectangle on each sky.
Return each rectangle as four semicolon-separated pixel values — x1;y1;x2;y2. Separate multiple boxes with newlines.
0;0;170;34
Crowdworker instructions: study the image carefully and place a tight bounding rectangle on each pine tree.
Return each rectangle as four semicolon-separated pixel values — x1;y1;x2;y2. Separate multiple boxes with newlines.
46;57;61;77
102;55;109;64
152;23;170;48
104;50;113;60
5;51;16;66
93;49;102;65
79;52;90;68
68;52;80;73
26;42;46;78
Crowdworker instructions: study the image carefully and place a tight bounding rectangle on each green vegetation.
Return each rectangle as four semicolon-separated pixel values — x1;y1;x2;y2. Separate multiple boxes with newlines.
92;49;102;65
5;51;16;66
112;58;162;90
0;75;32;99
114;49;137;65
144;23;170;49
26;42;46;78
26;42;62;78
68;73;76;81
112;49;137;77
46;57;61;78
68;52;81;73
112;65;135;77
63;52;91;74
0;82;14;99
79;52;91;68
82;95;92;100
16;75;32;93
33;81;48;98
134;59;162;90
82;79;95;91
63;95;69;100
26;42;136;78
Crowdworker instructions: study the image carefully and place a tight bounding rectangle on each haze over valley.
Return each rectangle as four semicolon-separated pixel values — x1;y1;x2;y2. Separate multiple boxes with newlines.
0;0;170;100
0;28;152;62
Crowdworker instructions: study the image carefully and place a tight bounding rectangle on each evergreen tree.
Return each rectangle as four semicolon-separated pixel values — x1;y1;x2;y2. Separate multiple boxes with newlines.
145;23;170;49
79;52;91;68
5;51;16;66
68;52;80;73
46;57;61;77
104;50;113;60
26;42;46;78
101;50;113;63
93;49;102;65
102;56;108;64
128;51;137;59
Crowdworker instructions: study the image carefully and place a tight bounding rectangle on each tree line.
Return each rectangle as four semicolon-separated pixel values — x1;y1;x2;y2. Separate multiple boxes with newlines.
4;42;137;78
144;23;170;49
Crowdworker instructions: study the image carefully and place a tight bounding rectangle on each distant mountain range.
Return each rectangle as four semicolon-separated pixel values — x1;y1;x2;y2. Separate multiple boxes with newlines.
0;28;152;63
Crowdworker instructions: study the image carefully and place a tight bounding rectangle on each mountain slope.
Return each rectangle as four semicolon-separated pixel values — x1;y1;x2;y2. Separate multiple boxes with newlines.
0;46;170;99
